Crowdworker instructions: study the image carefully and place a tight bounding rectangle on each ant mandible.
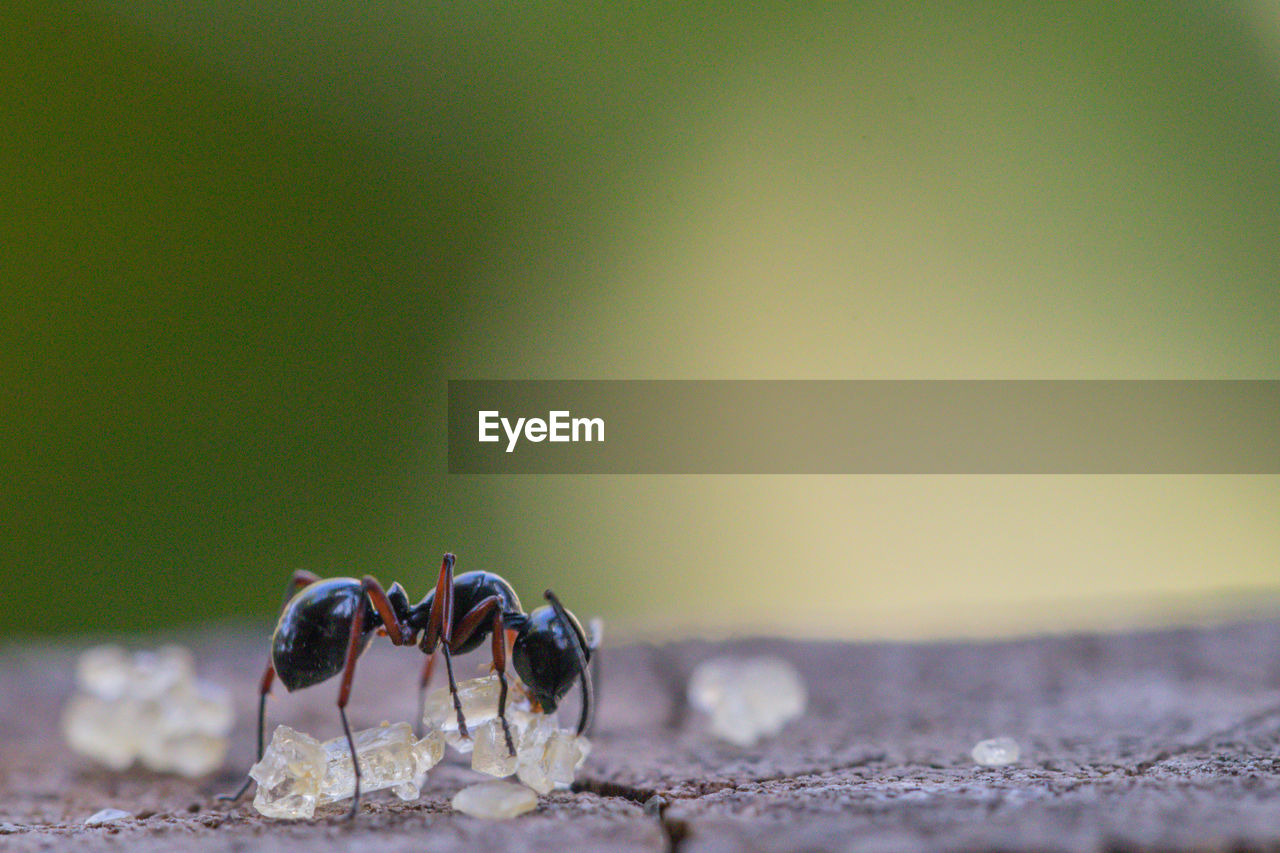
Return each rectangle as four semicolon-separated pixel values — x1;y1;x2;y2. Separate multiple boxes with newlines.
222;553;595;819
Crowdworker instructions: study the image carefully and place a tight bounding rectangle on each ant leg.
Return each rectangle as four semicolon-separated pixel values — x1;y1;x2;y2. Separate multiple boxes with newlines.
276;570;322;615
338;706;360;821
428;554;457;638
336;596;367;820
218;663;274;802
415;649;438;739
489;610;515;756
219;570;319;804
449;596;514;755
422;554;469;737
362;575;411;645
288;569;322;592
440;643;466;738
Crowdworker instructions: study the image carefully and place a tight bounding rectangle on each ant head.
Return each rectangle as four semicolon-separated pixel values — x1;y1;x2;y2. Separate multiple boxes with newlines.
510;591;593;734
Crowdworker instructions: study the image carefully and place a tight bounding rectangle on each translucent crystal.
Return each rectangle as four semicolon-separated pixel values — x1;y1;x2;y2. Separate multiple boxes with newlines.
250;725;327;819
971;736;1020;766
514;760;552;794
318;721;443;805
63;645;234;777
75;646;133;701
83;808;132;825
511;714;557;792
421;674;584;786
451;780;538;819
471;718;520;777
423;675;505;732
125;646;195;700
516;729;590;794
62;694;143;770
422;675;537;754
687;656;807;747
519;713;558;755
545;731;589;784
144;732;229;778
250;723;446;817
169;681;236;734
469;709;562;779
137;681;234;775
410;727;446;786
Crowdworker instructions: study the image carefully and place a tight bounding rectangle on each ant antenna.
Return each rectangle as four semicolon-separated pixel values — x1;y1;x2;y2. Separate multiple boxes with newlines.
544;589;594;736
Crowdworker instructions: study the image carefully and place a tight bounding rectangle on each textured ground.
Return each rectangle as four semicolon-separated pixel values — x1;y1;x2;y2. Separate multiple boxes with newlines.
4;621;1280;851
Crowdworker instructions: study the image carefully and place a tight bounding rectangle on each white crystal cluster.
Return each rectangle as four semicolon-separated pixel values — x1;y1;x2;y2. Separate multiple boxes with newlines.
249;674;588;820
687;655;807;747
422;675;590;793
61;645;234;776
971;736;1020;766
250;722;444;819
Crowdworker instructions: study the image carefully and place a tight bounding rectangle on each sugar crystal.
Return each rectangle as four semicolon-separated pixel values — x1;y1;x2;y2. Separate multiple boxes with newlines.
250;725;327;819
971;736;1020;766
75;646;133;701
421;674;589;788
517;729;590;794
62;694;143;770
470;718;520;777
318;721;442;805
545;731;590;785
137;681;234;775
514;759;551;794
687;656;807;747
171;680;236;733
250;723;446;818
516;712;557;759
411;726;446;780
125;646;195;700
451;780;538;819
147;733;229;778
422;674;538;754
62;645;233;777
423;675;504;733
512;714;558;792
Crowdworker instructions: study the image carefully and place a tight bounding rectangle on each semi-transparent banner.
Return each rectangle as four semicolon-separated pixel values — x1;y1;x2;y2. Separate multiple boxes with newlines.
447;381;1280;474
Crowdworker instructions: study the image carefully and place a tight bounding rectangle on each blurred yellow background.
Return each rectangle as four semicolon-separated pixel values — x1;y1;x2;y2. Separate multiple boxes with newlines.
3;2;1277;639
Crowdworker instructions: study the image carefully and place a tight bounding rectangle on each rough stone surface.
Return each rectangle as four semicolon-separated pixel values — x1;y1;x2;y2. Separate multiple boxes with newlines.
5;621;1280;850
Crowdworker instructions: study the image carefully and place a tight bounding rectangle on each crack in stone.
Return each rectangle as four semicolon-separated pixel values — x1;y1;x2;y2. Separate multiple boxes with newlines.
572;777;661;803
575;753;889;803
660;815;691;853
574;753;891;851
572;778;688;852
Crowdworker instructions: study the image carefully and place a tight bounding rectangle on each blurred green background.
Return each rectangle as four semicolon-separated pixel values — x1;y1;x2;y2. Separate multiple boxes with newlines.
3;2;1278;640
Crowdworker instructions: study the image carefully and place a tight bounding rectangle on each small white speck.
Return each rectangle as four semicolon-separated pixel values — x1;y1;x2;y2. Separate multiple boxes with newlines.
971;737;1020;766
84;808;133;825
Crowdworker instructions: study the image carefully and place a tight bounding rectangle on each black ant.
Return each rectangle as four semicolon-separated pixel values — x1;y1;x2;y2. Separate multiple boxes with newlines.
221;553;595;819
